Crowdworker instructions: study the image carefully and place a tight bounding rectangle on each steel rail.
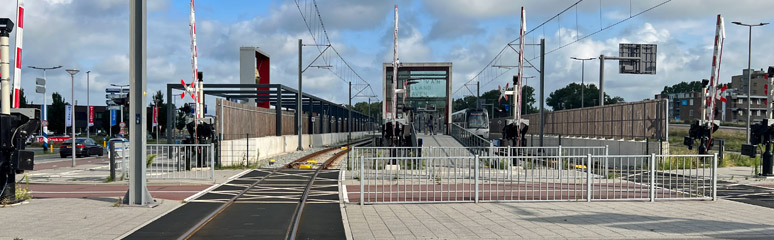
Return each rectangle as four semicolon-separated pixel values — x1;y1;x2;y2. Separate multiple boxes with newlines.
287;139;371;239
180;138;371;240
177;168;277;240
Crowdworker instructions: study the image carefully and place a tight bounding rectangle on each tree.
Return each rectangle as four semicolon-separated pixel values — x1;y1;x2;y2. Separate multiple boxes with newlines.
453;86;537;117
546;83;624;111
661;81;703;94
147;90;167;137
49;92;68;135
18;89;28;108
353;101;382;120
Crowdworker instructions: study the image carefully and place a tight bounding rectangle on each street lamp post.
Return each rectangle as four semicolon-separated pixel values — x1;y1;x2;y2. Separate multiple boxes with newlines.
86;70;91;139
732;21;769;144
28;65;62;150
66;69;79;167
571;57;595;108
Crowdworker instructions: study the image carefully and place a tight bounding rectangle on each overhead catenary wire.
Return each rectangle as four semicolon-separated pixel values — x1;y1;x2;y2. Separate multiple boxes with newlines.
455;0;672;95
294;0;378;99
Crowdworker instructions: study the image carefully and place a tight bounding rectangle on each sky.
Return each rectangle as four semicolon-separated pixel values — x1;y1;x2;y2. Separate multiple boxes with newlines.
3;0;774;112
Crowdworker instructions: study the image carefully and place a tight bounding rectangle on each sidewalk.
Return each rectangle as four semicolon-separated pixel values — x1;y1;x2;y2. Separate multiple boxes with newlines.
0;198;181;240
717;166;774;186
344;200;774;239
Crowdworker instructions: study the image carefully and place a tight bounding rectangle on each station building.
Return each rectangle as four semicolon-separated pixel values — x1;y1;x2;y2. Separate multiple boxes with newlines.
382;62;452;132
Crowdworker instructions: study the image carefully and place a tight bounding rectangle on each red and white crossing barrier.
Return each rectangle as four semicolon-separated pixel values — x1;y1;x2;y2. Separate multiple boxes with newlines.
12;0;24;108
189;0;201;119
515;6;526;142
703;14;725;123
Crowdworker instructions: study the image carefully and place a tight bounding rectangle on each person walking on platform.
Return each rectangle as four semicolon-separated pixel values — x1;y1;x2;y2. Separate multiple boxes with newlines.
427;115;434;135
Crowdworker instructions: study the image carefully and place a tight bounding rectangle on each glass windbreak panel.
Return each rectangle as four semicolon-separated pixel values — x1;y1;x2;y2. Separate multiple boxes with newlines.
467;111;488;128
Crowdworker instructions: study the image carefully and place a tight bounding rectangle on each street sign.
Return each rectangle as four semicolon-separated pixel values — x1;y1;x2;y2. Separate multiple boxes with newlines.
107;105;121;110
35;86;45;94
619;43;657;74
42;120;48;127
35;78;45;85
119;128;126;135
120;122;126;128
311;117;316;122
105;88;130;93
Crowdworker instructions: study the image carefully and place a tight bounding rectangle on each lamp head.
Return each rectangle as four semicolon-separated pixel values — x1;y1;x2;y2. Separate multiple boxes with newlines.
66;69;80;76
0;18;14;37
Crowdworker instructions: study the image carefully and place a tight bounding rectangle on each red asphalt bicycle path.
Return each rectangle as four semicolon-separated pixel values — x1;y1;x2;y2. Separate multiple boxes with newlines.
27;158;212;201
28;184;212;201
33;157;109;171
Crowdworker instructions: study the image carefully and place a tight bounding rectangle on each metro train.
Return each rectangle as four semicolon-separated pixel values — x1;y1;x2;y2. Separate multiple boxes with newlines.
452;109;489;139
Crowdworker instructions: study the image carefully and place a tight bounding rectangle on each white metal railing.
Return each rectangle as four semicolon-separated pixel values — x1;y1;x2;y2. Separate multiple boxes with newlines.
347;146;607;181
352;153;716;204
119;144;215;181
450;123;492;149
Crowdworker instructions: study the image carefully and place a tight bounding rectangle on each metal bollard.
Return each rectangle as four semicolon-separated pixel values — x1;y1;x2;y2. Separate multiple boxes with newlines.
474;155;480;203
586;154;592;202
109;141;116;181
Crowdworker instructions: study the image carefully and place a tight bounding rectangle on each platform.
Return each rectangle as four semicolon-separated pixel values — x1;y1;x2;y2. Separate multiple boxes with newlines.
417;134;465;148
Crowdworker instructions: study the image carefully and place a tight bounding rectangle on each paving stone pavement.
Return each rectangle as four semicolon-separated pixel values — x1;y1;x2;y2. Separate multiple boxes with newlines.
344;200;774;239
0;198;181;240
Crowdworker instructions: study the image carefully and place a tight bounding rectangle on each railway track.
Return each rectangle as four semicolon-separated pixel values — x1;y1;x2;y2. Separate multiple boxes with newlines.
123;139;370;240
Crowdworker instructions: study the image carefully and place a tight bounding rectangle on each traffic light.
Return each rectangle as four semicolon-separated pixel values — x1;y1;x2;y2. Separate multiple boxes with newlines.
0;113;39;202
683;120;719;154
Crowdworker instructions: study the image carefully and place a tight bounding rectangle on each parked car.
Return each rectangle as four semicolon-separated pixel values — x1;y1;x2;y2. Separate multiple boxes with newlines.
60;138;105;158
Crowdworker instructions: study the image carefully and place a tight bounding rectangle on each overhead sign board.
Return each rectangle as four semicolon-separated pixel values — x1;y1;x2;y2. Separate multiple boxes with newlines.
619;43;657;75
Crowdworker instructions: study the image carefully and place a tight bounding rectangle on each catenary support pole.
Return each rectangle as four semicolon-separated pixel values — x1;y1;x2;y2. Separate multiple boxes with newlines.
124;0;153;206
297;39;303;151
599;55;605;107
539;38;545;146
349;81;352;145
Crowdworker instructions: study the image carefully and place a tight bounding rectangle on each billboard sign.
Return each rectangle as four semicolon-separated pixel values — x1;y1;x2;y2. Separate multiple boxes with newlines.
65;105;72;127
155;107;159;126
88;106;94;127
110;110;117;126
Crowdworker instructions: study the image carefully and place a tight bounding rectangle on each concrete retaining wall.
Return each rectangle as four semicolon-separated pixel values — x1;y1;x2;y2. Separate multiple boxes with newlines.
219;131;369;166
525;134;669;155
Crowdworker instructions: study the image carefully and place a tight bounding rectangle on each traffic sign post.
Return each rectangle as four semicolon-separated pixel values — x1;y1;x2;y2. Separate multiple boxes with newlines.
598;43;658;106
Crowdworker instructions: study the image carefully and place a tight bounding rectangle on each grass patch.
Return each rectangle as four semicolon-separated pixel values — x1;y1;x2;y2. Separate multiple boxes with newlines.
670;144;761;171
669;128;746;152
146;154;157;168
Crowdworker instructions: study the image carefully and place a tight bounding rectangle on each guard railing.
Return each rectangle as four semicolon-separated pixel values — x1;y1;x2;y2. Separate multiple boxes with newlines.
351;153;716;204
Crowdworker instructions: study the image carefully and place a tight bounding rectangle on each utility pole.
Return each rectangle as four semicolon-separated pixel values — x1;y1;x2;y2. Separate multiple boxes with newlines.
348;81;352;145
66;69;79;167
297;39;303;151
477;81;480;109
86;71;90;139
539;38;545;146
732;21;768;144
28;65;62;150
125;0;153;206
